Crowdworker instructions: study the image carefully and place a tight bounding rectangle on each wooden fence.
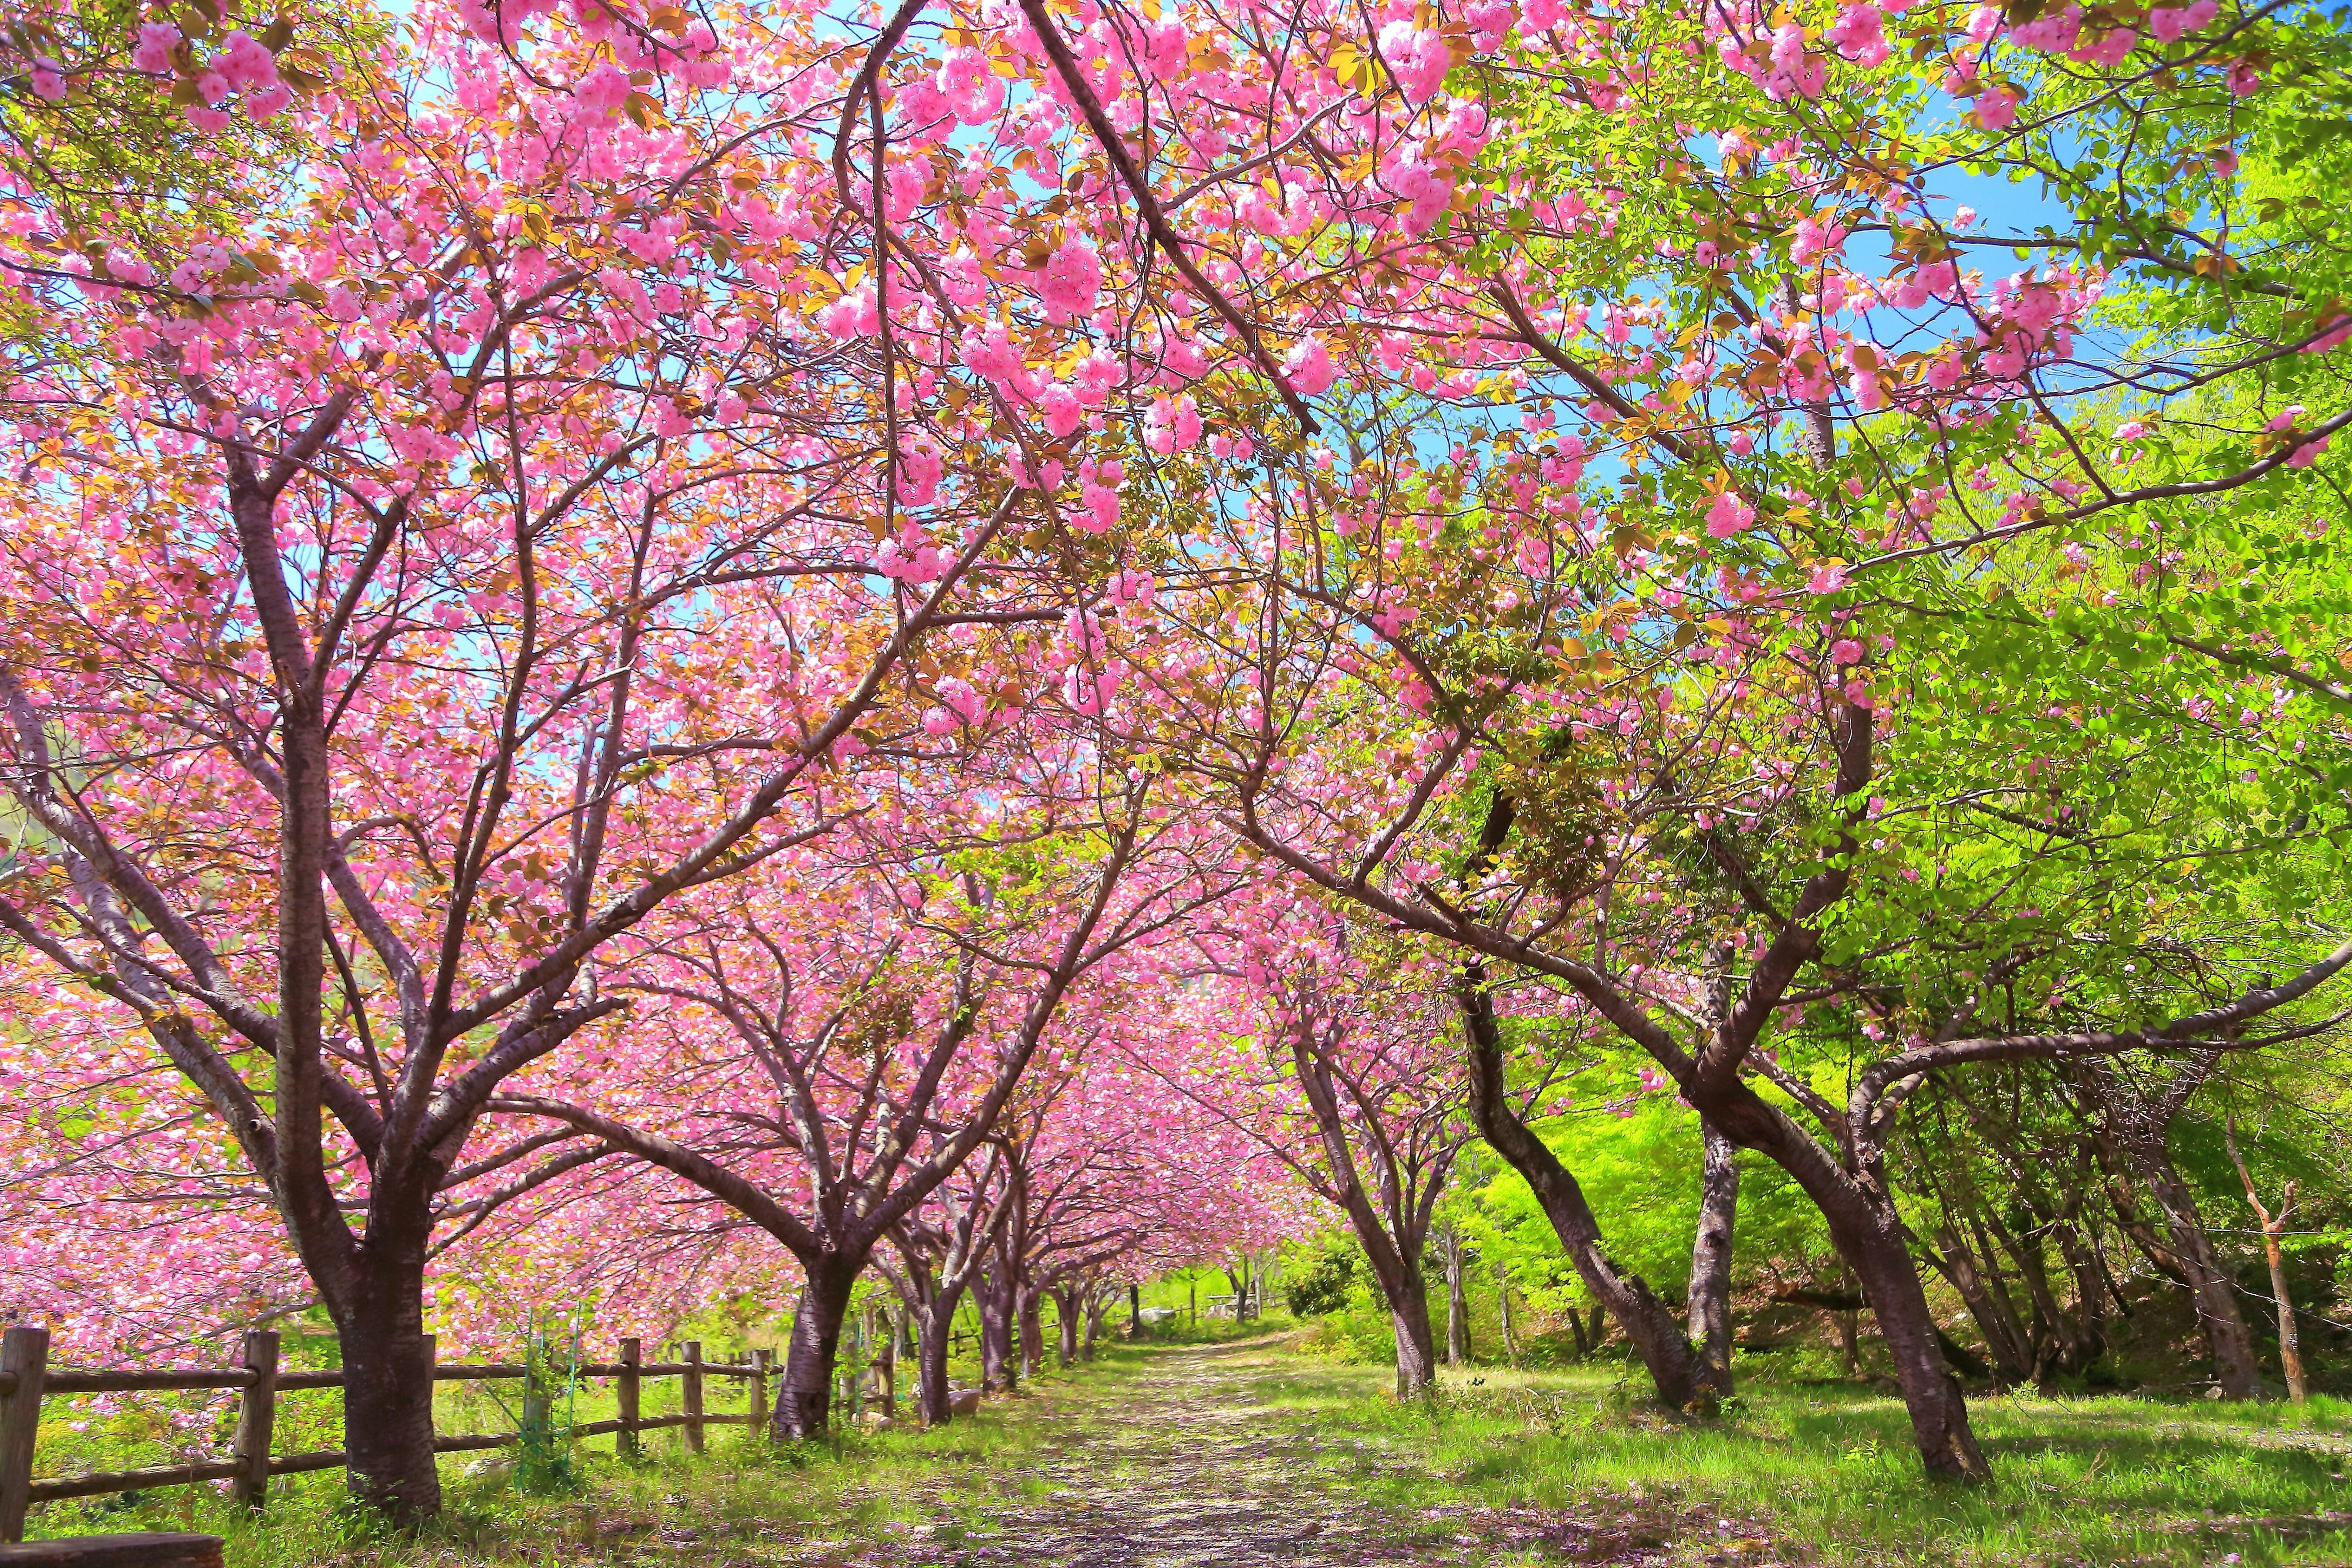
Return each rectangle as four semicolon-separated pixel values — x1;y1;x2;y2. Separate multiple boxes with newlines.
0;1325;771;1544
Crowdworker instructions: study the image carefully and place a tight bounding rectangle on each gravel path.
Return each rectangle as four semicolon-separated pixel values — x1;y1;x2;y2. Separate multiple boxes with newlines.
848;1337;1715;1568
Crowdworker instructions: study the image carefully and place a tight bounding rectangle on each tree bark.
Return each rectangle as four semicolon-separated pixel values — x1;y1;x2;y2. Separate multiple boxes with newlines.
1331;1204;1440;1396
1976;1202;2072;1374
2227;1121;2306;1402
1831;1206;1985;1475
2052;1220;2110;1373
875;1307;898;1418
1453;976;1710;1409
772;1258;858;1440
1949;1092;2102;1375
2254;1210;2307;1402
1687;1118;1739;1396
2079;1064;2261;1398
1277;1013;1452;1399
1687;1069;1990;1478
335;1252;440;1521
2144;1162;2263;1397
1495;1264;1519;1364
1391;1273;1440;1399
977;1270;1014;1391
1053;1287;1080;1367
1017;1283;1044;1381
1929;1222;2034;1384
914;1303;956;1425
1442;1226;1472;1366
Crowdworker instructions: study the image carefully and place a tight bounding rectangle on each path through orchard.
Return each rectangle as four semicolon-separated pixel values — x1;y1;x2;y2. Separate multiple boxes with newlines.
694;1335;1741;1568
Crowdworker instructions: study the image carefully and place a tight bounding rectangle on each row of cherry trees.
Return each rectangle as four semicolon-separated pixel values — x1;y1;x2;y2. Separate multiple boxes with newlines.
3;0;2349;1513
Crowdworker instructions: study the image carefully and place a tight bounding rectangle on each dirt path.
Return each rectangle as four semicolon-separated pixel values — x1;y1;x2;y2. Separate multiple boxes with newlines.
845;1337;1701;1568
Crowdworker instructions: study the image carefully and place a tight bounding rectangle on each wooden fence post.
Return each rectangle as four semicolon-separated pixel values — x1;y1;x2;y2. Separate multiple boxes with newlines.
681;1341;703;1455
0;1323;51;1543
230;1329;280;1510
617;1338;640;1461
749;1350;769;1440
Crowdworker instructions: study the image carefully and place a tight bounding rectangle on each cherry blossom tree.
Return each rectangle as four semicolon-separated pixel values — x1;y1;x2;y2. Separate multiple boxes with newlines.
0;0;1055;1511
487;713;1238;1434
1084;0;2350;1479
4;0;2347;1508
879;1137;1020;1422
1149;893;1472;1396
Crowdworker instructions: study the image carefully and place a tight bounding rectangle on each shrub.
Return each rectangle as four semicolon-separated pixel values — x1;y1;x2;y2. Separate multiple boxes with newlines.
1284;1240;1360;1318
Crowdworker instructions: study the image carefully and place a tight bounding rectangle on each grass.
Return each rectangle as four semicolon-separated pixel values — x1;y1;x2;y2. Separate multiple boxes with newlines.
18;1321;2352;1566
17;1315;1269;1565
1244;1350;2352;1566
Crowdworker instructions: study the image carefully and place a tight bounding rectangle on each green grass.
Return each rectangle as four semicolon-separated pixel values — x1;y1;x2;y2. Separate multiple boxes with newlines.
1249;1353;2352;1566
17;1315;1272;1564
31;1372;1071;1565
20;1324;2352;1566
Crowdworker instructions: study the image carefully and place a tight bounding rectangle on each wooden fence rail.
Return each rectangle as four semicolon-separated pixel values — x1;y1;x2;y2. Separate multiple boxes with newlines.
0;1325;774;1544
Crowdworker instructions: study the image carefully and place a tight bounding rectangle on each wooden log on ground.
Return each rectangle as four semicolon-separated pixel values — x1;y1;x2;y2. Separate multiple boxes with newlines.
0;1533;225;1567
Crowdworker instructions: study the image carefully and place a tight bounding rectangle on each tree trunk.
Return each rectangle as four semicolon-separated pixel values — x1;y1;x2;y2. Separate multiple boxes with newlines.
2256;1217;2306;1402
1054;1287;1080;1367
1836;1210;1988;1478
1953;1096;2101;1375
2081;1068;2261;1399
1082;1291;1103;1359
2227;1125;2307;1403
914;1302;956;1426
977;1274;1014;1391
1495;1264;1519;1364
335;1254;441;1522
1687;1118;1739;1397
2048;1217;2109;1374
1391;1273;1439;1398
2143;1163;2262;1397
1453;979;1710;1409
1977;1202;2072;1373
1017;1283;1044;1381
1128;1281;1141;1339
1961;1206;2038;1371
875;1307;898;1418
1690;1068;1991;1478
772;1257;858;1440
1930;1223;2034;1384
1443;1228;1471;1366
